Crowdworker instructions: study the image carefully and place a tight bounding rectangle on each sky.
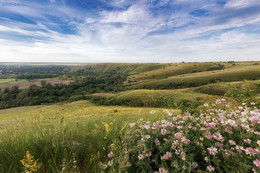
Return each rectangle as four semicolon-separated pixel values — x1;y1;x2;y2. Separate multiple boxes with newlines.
0;0;260;63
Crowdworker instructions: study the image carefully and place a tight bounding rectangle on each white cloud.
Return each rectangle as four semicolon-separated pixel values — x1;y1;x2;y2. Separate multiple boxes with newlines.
0;0;259;62
225;0;260;9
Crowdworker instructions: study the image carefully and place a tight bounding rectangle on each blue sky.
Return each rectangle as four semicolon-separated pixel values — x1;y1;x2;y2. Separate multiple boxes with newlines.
0;0;260;62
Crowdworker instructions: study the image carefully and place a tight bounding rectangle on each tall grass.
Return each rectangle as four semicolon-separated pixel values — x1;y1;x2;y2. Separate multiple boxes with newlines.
0;101;178;172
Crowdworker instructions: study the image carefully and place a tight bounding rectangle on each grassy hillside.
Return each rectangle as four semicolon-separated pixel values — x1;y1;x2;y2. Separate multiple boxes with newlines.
191;80;260;96
70;63;167;74
0;101;178;172
69;62;260;90
126;62;221;83
88;89;233;112
128;64;260;89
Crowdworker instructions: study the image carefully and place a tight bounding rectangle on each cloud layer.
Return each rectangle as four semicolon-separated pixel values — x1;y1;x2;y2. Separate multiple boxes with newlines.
0;0;259;62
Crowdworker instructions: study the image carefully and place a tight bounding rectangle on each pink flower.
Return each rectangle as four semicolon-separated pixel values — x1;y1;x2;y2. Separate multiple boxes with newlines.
161;152;172;160
213;132;224;142
158;168;169;173
204;131;212;139
174;132;182;139
207;165;215;172
244;138;251;144
245;147;257;156
146;152;152;157
208;122;216;129
161;129;167;135
171;140;179;149
215;99;221;105
155;138;160;145
181;137;190;145
229;140;236;145
235;145;244;152
253;158;260;168
205;157;209;163
108;152;113;158
216;142;223;149
208;146;218;155
250;115;259;124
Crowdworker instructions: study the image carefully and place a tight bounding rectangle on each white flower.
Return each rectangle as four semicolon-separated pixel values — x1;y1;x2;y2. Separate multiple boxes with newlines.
150;110;156;114
207;165;215;172
138;154;144;160
145;135;151;139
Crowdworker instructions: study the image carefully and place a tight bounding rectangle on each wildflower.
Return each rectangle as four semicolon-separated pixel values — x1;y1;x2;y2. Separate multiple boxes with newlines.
208;146;218;155
161;129;167;135
257;140;260;146
192;162;198;168
181;137;190;145
235;145;244;152
253;158;260;168
158;167;169;173
216;142;223;149
205;157;209;163
229;140;236;145
207;165;215;172
150;110;156;114
204;103;209;107
129;122;136;127
244;138;251;144
203;131;212;139
250;116;259;124
174;132;182;139
175;150;181;155
138;154;144;160
161;152;172;160
108;152;113;158
146;152;152;157
171;140;179;149
145;135;151;139
208;122;216;129
107;160;113;166
213;132;224;142
215;99;221;105
20;151;42;173
245;147;257;156
155;138;160;145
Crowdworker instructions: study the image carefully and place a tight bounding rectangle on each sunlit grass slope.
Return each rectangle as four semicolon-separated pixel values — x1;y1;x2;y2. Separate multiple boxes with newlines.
0;101;178;172
129;64;260;89
71;63;167;74
89;89;229;109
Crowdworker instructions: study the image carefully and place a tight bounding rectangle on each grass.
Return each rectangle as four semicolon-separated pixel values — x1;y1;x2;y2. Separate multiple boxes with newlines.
0;78;25;84
88;89;232;111
129;64;260;89
0;101;179;172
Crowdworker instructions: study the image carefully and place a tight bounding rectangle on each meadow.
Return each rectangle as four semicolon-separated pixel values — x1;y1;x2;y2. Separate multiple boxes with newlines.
0;62;260;172
0;101;178;172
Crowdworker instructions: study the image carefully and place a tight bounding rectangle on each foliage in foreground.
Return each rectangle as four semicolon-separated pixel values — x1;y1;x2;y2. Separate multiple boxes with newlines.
101;99;260;172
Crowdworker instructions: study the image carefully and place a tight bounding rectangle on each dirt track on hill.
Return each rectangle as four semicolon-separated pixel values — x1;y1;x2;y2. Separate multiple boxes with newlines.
0;79;72;90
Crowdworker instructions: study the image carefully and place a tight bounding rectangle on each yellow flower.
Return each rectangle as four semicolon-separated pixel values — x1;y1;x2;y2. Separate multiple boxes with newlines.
102;122;111;136
20;151;42;173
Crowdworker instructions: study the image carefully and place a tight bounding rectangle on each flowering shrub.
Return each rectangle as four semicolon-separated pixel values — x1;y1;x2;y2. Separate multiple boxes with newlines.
100;99;260;172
